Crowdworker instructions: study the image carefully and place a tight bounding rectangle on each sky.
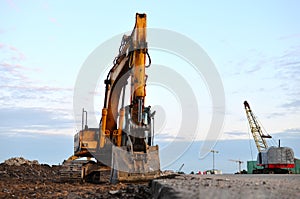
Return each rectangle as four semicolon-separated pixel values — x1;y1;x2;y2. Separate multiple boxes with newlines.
0;0;300;173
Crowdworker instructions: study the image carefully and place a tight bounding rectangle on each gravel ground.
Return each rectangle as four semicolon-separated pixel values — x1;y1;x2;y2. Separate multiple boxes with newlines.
152;174;300;199
0;158;151;198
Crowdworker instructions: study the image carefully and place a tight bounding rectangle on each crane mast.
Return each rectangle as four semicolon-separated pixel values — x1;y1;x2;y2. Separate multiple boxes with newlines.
243;101;271;152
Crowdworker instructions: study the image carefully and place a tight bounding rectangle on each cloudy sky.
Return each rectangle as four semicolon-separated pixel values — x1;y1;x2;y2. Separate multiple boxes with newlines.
1;1;299;173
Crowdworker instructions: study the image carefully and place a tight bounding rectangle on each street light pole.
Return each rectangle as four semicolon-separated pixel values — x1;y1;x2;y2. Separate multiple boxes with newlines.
211;149;219;173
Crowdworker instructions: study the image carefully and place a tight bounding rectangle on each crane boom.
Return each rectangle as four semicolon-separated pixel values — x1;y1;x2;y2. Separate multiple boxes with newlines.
243;101;271;152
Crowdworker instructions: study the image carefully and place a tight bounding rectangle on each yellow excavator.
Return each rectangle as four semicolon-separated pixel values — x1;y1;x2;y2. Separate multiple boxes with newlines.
61;13;160;183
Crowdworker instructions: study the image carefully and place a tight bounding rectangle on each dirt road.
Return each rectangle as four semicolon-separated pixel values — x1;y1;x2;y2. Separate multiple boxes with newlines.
152;174;300;199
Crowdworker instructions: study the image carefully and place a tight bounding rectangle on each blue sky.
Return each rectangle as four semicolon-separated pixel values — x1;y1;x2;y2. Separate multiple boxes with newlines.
1;1;300;173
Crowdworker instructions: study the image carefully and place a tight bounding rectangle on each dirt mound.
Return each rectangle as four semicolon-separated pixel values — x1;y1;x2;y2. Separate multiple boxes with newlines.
0;157;60;182
0;157;152;198
4;157;39;166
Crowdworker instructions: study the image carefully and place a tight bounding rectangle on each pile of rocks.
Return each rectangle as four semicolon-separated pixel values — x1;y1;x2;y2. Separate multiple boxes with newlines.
4;157;39;166
0;157;60;182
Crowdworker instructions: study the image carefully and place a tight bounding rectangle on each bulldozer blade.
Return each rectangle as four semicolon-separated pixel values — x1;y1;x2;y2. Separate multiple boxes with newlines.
110;145;160;183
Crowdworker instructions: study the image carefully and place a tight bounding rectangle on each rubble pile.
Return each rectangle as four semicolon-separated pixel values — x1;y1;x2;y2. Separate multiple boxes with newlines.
4;157;39;166
0;157;60;182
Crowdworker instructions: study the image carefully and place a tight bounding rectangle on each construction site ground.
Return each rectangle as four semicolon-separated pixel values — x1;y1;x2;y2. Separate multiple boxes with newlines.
1;158;300;198
0;158;151;199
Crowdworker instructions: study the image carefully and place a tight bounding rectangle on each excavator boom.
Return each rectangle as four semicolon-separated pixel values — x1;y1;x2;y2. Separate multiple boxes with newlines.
101;13;160;182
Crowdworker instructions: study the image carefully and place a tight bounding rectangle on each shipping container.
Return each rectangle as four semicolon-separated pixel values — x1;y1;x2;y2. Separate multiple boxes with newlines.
248;159;300;174
247;160;263;174
288;159;300;174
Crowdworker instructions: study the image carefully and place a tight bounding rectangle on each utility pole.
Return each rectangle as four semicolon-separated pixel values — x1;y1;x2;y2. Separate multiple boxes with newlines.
211;149;219;173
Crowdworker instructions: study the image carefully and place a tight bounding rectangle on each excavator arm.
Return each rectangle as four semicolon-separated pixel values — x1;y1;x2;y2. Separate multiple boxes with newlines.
100;13;160;182
100;13;150;148
100;36;131;148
